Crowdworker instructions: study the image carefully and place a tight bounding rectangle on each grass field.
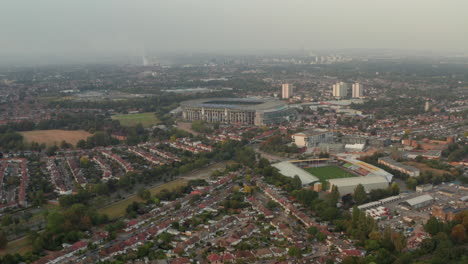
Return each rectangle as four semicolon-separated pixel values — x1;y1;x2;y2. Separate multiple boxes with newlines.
0;236;32;256
112;112;159;127
305;166;356;188
20;130;91;147
100;179;187;219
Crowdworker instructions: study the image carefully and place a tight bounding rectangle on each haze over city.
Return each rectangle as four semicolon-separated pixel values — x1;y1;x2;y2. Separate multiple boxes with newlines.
1;0;468;62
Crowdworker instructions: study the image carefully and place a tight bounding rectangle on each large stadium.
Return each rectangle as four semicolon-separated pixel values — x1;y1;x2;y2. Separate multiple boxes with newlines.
273;157;393;196
181;98;296;126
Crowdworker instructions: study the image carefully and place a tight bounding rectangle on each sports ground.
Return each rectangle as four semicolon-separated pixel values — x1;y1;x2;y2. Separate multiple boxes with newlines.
111;112;159;127
20;130;91;147
304;166;356;188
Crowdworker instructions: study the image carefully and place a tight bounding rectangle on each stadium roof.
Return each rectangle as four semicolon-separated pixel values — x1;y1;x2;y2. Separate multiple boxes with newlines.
328;175;388;188
404;195;433;207
181;98;287;111
338;157;393;182
272;161;319;185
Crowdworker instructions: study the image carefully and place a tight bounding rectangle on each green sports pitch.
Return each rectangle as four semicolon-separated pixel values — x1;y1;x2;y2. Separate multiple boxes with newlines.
304;166;356;187
111;112;160;128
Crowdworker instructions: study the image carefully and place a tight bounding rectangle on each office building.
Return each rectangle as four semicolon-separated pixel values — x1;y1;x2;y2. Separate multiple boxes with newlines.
291;129;334;148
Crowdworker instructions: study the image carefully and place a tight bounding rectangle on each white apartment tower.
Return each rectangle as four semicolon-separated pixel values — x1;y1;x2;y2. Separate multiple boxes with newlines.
424;101;431;112
352;83;364;98
282;83;293;99
332;82;348;98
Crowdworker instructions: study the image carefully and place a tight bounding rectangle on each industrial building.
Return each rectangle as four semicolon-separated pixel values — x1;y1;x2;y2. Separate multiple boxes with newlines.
404;150;442;160
401;194;434;209
378;157;420;177
327;176;389;196
416;184;433;193
181;98;296;126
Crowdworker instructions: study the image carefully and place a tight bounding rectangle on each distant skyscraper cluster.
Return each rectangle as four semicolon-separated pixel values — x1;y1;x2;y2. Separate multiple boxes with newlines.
282;83;293;99
332;82;348;98
142;55;149;66
332;82;364;99
313;55;351;64
141;54;159;66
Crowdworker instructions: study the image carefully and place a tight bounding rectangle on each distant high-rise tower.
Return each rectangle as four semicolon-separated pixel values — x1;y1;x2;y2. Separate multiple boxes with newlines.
332;82;348;98
142;55;149;66
424;101;431;112
352;83;364;98
282;83;293;99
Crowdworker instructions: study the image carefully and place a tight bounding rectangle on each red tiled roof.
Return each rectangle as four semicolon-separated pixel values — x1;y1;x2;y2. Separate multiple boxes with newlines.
208;253;221;262
223;252;234;261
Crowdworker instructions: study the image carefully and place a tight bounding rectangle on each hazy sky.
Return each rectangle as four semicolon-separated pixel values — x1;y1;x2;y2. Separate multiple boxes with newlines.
1;0;467;57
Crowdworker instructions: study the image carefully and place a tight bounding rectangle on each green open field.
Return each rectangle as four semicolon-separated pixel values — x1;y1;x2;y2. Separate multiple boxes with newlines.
0;236;32;256
305;166;356;189
100;179;187;219
111;112;159;127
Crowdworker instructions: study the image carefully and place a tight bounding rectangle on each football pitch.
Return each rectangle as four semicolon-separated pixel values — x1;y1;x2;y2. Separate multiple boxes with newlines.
304;166;356;187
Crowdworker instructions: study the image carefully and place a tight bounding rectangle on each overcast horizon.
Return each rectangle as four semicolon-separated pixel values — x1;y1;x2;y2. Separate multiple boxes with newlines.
1;0;467;62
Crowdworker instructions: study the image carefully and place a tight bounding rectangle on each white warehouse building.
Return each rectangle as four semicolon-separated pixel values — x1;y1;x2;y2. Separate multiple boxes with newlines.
402;194;434;209
328;176;389;196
